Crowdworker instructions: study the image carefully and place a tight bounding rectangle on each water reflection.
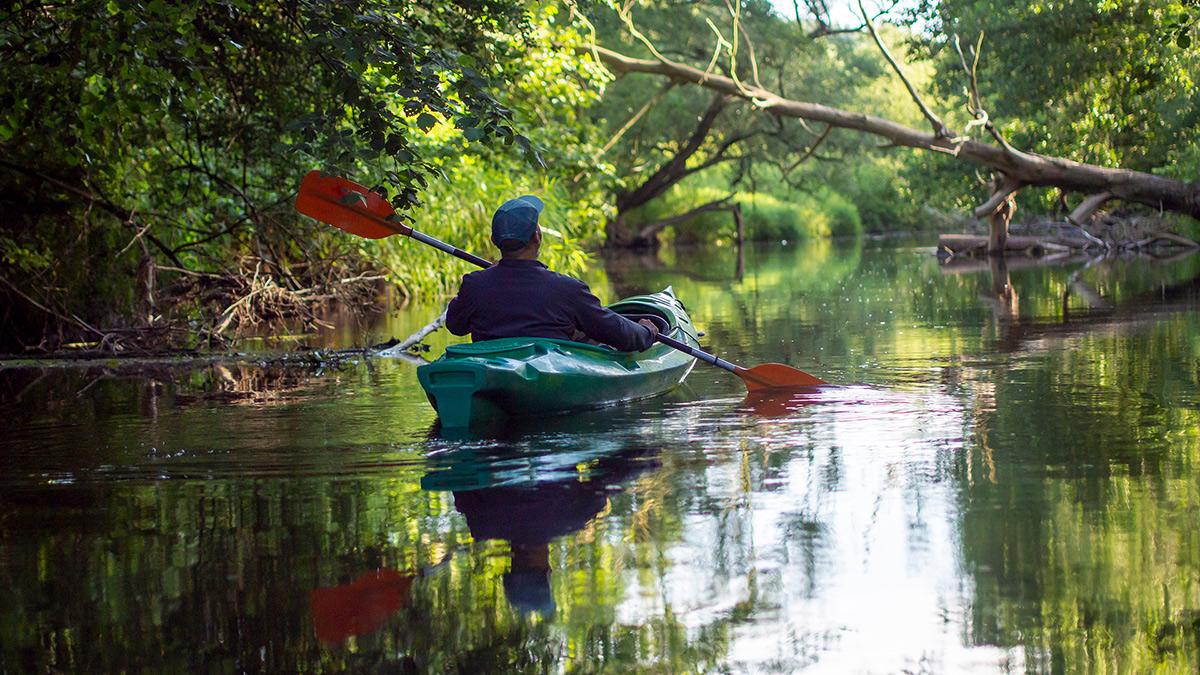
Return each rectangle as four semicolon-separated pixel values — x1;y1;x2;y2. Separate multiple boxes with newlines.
424;444;658;619
3;239;1200;673
311;568;419;643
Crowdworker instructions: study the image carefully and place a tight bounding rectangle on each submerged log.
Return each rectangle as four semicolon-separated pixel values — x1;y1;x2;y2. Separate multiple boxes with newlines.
938;233;1083;256
939;229;1199;257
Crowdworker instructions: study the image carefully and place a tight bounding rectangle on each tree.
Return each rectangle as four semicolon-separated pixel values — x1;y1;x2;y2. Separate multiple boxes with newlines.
0;0;542;349
583;0;928;247
583;43;1200;224
574;0;1200;249
908;0;1200;173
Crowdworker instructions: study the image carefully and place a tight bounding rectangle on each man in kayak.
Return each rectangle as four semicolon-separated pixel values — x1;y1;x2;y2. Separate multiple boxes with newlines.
445;195;660;351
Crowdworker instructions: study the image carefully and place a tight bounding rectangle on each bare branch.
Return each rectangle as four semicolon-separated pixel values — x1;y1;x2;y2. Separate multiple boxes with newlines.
590;80;678;165
637;197;736;240
389;307;448;352
616;93;733;212
974;175;1025;218
726;0;766;91
858;0;953;139
784;124;835;175
1066;191;1114;226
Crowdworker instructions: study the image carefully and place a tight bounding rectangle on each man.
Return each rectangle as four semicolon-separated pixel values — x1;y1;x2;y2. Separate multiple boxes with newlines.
445;195;660;351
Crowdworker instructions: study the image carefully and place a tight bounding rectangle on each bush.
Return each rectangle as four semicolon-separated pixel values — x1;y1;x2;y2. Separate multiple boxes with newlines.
815;188;864;238
842;160;922;232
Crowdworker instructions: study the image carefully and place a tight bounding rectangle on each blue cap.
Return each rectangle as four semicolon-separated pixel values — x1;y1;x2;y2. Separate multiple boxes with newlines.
491;195;544;252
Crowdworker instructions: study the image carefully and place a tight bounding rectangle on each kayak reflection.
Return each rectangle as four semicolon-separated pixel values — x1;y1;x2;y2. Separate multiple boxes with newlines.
427;383;696;442
423;445;659;618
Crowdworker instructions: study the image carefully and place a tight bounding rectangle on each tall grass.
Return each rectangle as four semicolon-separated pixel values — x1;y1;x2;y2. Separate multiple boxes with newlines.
373;157;607;301
633;185;864;245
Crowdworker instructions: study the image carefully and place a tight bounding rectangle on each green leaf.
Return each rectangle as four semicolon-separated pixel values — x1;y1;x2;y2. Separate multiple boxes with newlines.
338;191;367;207
416;112;438;131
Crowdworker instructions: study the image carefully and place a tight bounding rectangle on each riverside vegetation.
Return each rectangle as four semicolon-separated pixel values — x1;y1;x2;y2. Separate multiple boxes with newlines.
2;0;1198;355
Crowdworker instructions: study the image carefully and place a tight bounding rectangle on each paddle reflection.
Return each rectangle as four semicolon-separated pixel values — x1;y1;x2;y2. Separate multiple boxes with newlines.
309;550;453;644
741;386;824;418
310;568;417;643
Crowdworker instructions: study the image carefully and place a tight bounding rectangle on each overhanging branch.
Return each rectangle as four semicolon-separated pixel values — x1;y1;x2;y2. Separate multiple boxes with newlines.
580;45;1200;222
636;197;736;240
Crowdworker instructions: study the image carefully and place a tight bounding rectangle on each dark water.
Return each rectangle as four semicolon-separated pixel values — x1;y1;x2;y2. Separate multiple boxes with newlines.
2;238;1199;674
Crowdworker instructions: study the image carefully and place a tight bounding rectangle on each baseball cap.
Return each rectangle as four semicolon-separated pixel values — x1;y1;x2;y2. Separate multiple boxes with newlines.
491;195;544;252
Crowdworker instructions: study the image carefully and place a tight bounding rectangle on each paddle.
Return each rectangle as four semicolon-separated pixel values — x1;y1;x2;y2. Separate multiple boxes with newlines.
295;171;829;389
296;170;490;268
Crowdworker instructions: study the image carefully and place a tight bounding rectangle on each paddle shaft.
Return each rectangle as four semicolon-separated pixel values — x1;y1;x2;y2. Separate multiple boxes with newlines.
410;229;491;269
656;333;738;373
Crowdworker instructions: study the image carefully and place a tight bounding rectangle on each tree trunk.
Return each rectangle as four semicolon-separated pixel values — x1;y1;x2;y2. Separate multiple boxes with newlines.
988;197;1013;255
606;94;734;248
584;46;1200;223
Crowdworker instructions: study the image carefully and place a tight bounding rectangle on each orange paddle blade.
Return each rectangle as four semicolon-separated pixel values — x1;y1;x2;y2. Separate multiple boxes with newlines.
734;363;829;390
295;170;410;239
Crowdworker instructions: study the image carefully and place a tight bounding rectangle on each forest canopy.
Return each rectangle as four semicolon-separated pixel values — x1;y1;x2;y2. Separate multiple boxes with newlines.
1;0;1197;353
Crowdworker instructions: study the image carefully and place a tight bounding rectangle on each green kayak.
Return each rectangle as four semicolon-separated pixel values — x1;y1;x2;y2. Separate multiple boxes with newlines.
417;288;699;427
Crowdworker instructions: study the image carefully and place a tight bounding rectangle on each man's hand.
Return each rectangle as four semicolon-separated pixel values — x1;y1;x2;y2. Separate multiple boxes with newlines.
637;318;660;337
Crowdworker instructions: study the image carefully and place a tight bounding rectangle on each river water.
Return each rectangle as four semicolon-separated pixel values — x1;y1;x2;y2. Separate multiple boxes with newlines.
2;237;1198;674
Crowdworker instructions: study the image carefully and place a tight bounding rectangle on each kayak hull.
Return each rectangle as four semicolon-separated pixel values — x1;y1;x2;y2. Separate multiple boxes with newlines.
417;288;698;427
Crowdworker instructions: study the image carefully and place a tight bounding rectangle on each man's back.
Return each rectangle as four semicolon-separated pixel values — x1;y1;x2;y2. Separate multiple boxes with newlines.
445;259;655;352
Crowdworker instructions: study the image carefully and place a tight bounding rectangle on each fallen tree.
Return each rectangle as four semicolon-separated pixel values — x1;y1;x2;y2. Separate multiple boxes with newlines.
581;44;1200;249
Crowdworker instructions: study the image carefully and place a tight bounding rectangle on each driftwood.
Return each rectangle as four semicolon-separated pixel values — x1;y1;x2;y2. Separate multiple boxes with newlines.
379;307;448;356
938;233;1084;256
938;230;1198;257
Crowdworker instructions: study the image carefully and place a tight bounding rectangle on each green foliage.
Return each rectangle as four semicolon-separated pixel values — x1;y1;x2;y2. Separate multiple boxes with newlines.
625;183;863;245
739;190;862;241
371;5;615;299
908;0;1200;172
0;0;612;346
840;160;922;232
583;2;939;239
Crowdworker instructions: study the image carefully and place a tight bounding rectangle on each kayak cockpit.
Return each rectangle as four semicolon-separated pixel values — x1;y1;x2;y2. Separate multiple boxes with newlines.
416;288;698;428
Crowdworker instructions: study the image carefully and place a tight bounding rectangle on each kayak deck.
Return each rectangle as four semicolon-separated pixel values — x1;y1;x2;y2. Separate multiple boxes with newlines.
417;288;698;427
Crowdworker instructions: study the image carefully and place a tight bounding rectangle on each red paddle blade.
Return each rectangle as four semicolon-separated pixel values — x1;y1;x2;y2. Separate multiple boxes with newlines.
296;170;409;240
735;363;828;390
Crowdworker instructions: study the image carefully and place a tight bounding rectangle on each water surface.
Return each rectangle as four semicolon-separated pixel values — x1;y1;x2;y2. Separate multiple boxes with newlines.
2;238;1198;673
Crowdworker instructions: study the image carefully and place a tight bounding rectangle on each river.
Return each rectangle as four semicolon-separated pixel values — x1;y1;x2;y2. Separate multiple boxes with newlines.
2;237;1198;673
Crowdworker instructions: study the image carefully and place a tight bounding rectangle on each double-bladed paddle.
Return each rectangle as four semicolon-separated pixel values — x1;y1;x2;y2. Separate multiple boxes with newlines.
295;170;829;389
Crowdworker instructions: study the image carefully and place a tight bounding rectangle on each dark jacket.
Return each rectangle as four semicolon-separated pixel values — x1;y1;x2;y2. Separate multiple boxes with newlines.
445;259;655;352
